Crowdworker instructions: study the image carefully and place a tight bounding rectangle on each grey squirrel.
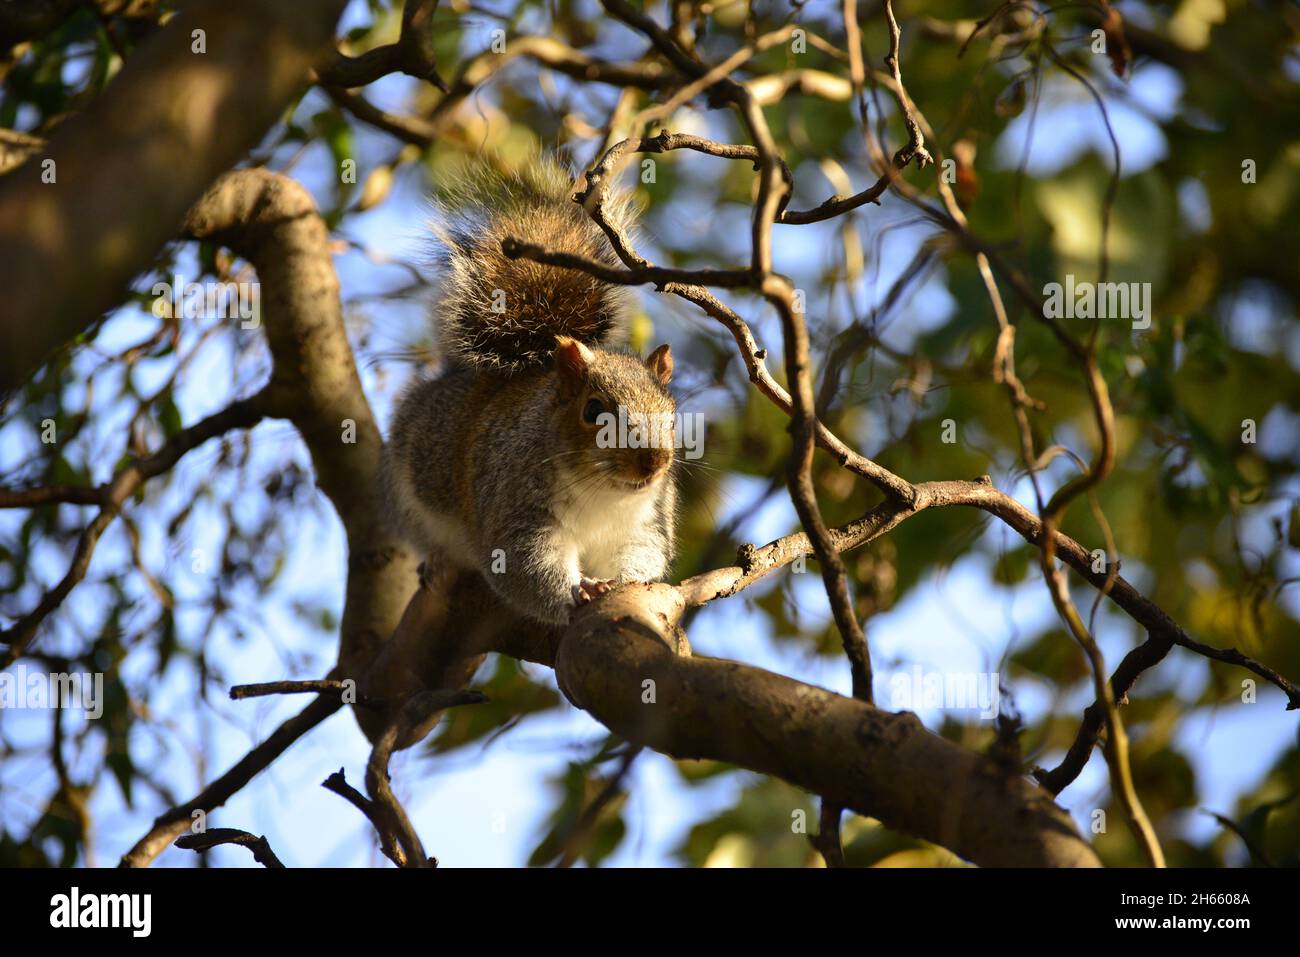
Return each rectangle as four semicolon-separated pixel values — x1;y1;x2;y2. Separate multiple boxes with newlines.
382;158;677;626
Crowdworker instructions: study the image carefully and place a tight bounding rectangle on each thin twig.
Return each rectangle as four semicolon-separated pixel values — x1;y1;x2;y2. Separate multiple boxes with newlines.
322;768;407;867
810;800;845;867
363;688;488;868
174;827;286;868
231;678;381;708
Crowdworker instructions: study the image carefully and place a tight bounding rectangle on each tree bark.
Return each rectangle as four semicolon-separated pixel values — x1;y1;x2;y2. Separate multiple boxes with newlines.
0;0;348;391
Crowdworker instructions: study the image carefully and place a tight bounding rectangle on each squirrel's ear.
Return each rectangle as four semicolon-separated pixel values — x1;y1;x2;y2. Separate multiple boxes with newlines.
646;343;673;385
554;335;593;396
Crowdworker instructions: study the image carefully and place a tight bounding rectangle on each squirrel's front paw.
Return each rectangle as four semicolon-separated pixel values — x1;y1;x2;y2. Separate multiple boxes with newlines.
570;576;616;608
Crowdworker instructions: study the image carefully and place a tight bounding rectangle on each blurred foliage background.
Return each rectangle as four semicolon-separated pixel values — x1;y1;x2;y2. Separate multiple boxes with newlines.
1;0;1298;867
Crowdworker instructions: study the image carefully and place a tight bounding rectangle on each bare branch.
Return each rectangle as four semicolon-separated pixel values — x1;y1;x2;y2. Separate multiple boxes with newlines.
120;695;342;867
174;828;286;868
882;0;933;169
316;0;446;90
230;679;379;707
363;688;488;868
323;85;442;147
322;768;406;867
0;484;104;508
810;800;845;867
324;33;674;149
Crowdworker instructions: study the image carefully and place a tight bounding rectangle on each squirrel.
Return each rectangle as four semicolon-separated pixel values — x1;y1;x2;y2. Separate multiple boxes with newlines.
381;157;678;626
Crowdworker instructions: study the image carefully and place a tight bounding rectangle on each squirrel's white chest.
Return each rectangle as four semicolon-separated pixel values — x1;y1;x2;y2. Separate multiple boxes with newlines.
553;481;657;579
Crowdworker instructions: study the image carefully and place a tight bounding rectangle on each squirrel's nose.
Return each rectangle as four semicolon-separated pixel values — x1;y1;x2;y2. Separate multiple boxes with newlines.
636;448;670;479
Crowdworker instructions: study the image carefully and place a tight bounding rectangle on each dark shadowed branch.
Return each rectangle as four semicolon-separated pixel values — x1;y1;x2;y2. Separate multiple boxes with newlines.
174;828;286;868
363;688;488;868
121;695;342;867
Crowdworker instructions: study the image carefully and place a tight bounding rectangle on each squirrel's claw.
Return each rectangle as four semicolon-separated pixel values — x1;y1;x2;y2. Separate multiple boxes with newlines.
571;576;616;609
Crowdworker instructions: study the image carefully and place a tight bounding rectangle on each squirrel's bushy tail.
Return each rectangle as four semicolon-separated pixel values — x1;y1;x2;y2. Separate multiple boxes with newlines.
431;154;637;375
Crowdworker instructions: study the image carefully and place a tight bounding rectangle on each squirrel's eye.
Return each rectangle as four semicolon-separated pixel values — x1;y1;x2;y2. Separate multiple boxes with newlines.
582;398;606;424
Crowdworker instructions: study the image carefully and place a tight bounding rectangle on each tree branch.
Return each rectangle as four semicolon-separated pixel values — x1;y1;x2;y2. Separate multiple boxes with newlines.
316;0;446;90
120;695;341;867
174;828;286;868
545;583;1099;867
363;688;487;867
181;169;419;678
0;0;349;391
322;768;405;867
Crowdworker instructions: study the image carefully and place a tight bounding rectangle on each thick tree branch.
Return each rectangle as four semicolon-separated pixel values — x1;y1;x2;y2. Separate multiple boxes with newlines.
384;568;1093;866
0;0;349;391
181;169;418;677
545;583;1099;867
119;167;420;866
